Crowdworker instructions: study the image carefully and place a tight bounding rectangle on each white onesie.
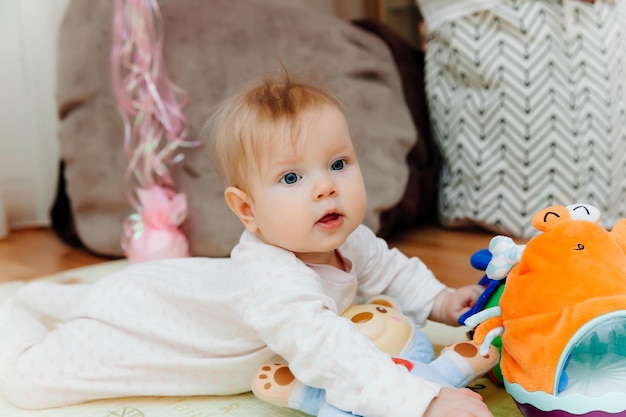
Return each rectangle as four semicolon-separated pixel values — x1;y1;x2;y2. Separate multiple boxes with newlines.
0;225;446;417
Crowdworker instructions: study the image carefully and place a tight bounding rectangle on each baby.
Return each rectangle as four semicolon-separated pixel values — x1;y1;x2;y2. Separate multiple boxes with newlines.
0;71;492;417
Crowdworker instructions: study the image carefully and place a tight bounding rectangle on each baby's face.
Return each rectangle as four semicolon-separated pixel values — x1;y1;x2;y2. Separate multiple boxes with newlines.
247;104;367;262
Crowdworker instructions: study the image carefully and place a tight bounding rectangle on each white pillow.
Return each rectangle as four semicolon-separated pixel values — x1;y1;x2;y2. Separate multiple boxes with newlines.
424;1;626;238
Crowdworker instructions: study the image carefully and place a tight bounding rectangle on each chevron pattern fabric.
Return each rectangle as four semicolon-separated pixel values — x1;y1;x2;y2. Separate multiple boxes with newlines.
425;0;626;238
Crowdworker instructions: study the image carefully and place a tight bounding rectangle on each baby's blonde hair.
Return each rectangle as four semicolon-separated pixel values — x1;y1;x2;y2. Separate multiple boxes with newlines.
206;71;342;192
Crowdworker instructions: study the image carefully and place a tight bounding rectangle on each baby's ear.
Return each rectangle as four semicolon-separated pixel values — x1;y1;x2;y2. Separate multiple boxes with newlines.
224;186;258;233
366;295;401;310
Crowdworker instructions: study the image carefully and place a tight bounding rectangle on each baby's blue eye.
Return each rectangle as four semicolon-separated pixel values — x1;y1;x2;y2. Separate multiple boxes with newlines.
281;172;301;185
331;159;346;171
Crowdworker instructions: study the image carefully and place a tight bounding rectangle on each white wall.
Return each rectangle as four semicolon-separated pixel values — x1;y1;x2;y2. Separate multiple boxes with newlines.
0;0;70;239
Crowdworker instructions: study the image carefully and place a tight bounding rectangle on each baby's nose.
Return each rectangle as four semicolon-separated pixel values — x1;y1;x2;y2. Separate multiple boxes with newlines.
314;176;337;200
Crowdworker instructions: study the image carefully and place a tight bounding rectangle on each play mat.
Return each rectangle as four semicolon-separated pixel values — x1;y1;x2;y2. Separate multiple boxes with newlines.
0;261;522;417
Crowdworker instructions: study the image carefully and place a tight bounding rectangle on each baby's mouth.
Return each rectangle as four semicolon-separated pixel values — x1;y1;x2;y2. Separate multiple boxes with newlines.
316;212;343;229
319;213;340;223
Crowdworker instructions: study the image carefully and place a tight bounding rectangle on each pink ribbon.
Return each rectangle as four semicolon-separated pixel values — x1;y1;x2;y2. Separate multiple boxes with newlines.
111;0;197;262
122;185;190;263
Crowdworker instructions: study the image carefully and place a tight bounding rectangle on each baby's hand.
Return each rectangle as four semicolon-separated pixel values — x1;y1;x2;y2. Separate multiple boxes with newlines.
424;387;493;417
430;285;483;326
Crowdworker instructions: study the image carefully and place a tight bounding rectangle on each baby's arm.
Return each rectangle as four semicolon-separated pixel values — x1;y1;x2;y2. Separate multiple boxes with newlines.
425;387;493;417
245;269;443;417
428;285;484;326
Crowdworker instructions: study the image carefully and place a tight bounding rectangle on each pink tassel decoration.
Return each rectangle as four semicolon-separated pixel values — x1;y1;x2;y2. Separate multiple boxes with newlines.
123;186;189;263
111;0;196;263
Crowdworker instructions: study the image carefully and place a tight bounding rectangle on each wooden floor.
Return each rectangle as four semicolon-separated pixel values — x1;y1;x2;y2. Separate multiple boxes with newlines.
0;226;496;288
0;228;111;284
388;225;495;288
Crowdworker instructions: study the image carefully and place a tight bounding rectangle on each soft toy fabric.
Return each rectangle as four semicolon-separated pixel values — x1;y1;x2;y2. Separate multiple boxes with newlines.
252;296;499;416
122;186;190;263
469;204;626;394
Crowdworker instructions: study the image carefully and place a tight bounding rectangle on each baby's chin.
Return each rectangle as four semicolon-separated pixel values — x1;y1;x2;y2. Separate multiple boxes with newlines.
263;221;359;254
290;241;343;256
289;238;350;261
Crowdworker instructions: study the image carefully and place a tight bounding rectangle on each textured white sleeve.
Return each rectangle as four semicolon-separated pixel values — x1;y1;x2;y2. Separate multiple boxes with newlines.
353;360;440;417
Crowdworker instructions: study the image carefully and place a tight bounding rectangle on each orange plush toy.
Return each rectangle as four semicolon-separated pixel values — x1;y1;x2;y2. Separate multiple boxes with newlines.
468;204;626;396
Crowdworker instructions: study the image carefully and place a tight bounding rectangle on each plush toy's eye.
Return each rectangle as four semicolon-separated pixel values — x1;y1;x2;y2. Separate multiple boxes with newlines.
543;211;561;223
574;243;585;251
376;306;387;314
567;204;600;222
